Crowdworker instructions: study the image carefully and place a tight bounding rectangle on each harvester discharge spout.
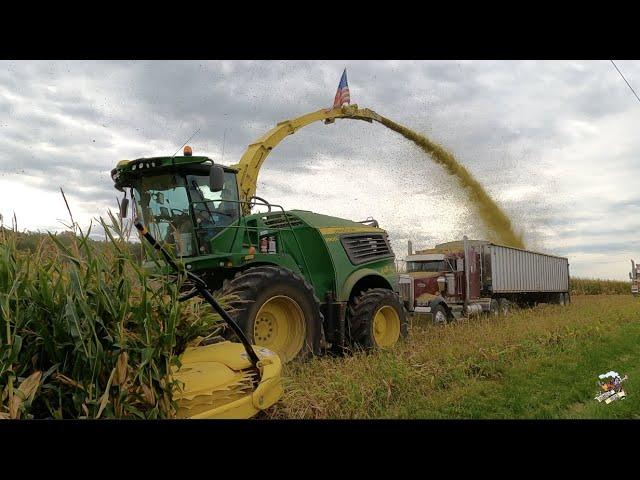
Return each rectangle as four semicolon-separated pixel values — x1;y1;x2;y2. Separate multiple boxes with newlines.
233;104;384;214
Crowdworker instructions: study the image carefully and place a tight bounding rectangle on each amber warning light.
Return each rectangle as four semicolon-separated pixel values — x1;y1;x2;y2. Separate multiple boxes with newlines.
184;145;193;156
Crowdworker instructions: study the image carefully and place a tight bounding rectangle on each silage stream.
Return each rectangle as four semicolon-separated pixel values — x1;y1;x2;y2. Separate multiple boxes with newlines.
377;115;524;248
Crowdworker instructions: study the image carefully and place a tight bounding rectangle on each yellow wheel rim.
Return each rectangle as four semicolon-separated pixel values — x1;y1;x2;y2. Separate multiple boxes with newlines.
253;295;306;363
372;305;401;348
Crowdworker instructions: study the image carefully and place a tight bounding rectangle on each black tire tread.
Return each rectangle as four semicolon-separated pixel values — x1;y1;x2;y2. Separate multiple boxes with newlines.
219;265;323;360
431;304;449;325
347;288;408;350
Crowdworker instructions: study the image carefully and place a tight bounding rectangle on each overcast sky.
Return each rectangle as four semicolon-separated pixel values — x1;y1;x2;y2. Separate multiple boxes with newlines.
1;60;638;280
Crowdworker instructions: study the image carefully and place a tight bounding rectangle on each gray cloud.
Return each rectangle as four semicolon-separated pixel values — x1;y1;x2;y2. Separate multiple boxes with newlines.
2;60;640;279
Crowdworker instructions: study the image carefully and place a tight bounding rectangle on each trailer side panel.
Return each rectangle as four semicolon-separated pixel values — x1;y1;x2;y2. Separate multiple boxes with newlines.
490;245;569;293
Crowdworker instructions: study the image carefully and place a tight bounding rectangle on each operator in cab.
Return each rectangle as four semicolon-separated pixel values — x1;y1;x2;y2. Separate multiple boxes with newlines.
188;173;240;243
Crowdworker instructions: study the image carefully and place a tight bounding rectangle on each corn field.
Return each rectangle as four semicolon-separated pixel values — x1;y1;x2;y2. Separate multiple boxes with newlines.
0;213;225;419
570;277;630;295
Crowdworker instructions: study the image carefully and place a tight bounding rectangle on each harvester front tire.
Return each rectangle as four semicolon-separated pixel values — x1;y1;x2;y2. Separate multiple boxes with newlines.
220;266;322;363
347;288;408;351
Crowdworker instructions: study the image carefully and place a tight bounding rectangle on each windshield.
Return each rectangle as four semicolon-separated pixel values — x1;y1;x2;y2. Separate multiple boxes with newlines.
133;170;239;256
134;174;195;256
407;260;448;273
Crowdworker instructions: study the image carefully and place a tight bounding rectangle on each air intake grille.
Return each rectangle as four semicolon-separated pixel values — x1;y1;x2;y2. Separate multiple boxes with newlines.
262;213;304;229
398;280;411;304
340;233;393;265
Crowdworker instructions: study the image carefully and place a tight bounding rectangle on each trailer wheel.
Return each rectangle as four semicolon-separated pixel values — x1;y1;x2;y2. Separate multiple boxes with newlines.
563;292;570;305
558;292;566;306
220;265;322;363
489;299;500;317
520;299;535;309
347;288;408;350
498;298;511;316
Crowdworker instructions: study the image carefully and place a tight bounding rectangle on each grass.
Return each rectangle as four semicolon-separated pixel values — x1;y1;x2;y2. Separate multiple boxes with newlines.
269;295;639;419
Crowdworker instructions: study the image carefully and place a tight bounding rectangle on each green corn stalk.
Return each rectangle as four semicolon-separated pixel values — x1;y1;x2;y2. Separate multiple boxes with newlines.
0;210;228;419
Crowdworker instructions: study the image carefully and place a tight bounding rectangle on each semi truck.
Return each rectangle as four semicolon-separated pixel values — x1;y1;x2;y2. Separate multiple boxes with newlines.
630;260;639;296
398;237;571;323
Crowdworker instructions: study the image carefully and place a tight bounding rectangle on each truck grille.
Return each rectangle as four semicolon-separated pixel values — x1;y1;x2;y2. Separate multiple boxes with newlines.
340;233;393;265
397;275;414;308
262;213;304;229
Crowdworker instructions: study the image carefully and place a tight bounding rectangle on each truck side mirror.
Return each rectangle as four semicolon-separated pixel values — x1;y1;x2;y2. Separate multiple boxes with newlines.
630;272;633;280
209;165;224;192
120;198;129;218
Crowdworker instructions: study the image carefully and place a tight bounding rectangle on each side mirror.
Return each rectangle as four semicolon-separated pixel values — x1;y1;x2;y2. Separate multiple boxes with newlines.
120;198;129;218
630;272;633;280
209;165;224;192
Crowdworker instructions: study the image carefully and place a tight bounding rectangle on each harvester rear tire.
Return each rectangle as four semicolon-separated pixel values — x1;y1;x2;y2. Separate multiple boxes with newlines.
219;265;322;363
347;288;408;351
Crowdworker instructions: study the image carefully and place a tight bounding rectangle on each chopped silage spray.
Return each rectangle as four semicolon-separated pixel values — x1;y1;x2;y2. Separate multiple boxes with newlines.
377;115;524;248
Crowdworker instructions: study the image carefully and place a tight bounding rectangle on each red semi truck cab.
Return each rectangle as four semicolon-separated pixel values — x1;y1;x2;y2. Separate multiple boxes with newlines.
398;238;489;318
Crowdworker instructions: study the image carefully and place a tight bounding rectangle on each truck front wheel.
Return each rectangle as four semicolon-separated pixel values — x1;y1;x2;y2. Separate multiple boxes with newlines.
220;266;322;363
348;288;408;350
431;304;449;325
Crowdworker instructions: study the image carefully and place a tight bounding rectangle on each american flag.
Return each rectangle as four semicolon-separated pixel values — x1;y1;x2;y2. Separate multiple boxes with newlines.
332;68;351;108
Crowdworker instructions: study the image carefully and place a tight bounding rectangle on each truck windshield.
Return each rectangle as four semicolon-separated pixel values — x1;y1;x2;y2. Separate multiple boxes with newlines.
407;261;447;272
134;174;195;257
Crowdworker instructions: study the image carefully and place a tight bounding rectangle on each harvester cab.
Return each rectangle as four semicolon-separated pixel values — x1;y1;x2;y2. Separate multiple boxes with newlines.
114;155;240;259
111;105;408;364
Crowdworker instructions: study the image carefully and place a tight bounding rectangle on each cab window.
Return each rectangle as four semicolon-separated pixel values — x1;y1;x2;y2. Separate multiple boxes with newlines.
407;260;447;272
187;172;240;242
